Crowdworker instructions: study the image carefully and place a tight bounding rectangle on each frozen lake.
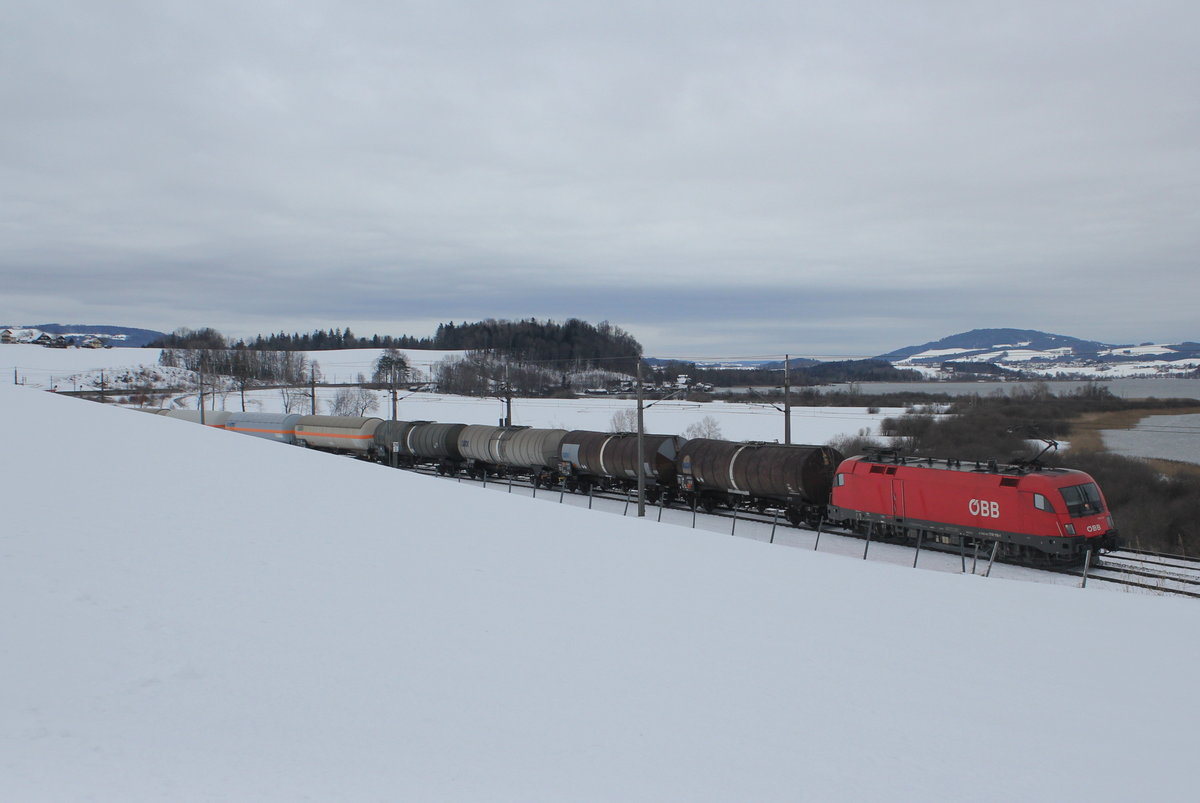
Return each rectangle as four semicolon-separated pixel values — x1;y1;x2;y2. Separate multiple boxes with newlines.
810;378;1200;399
1102;414;1200;465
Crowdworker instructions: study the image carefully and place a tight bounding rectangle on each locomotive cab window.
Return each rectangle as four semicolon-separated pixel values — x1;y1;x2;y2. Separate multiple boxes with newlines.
1059;483;1104;517
1032;493;1055;513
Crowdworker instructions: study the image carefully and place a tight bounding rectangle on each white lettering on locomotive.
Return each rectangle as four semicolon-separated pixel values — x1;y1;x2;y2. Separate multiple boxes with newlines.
969;499;1000;518
1087;524;1102;533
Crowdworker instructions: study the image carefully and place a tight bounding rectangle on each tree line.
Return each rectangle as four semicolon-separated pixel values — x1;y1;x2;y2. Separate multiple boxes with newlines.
158;346;410;388
148;326;424;352
147;319;643;373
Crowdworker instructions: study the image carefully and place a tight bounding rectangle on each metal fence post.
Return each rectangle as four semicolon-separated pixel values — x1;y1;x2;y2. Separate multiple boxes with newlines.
1079;546;1094;588
983;540;1001;577
863;521;873;560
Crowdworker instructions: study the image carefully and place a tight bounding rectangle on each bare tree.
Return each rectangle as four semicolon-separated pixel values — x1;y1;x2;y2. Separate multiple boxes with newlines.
331;387;379;416
610;408;638;432
281;385;311;414
682;415;723;440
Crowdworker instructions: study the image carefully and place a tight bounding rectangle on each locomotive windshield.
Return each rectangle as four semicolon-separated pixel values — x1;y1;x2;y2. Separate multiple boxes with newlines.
1059;483;1104;517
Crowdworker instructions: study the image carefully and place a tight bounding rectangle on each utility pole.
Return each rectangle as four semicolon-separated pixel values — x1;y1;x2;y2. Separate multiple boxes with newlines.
636;359;646;517
310;372;316;415
504;364;512;426
390;366;398;421
784;353;792;445
198;361;205;425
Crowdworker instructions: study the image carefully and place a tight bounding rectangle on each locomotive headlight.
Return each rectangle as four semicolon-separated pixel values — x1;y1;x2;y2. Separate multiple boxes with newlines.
1064;523;1076;535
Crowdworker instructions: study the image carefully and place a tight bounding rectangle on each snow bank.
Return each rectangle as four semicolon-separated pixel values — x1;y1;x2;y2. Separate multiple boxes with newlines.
2;387;1199;801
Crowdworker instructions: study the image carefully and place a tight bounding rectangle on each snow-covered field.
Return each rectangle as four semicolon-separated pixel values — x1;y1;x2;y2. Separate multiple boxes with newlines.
220;388;896;445
4;375;1200;799
3;344;899;443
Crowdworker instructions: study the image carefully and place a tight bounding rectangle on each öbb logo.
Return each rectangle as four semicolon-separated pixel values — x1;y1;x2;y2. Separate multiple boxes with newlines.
969;499;1000;518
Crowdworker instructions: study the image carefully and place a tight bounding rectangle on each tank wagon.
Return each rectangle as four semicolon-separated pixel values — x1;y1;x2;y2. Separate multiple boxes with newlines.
161;410;233;428
504;428;568;485
678;440;843;525
294;415;382;455
827;452;1119;564
225;412;301;444
405;422;467;473
559;430;682;501
371;420;431;465
457;425;529;478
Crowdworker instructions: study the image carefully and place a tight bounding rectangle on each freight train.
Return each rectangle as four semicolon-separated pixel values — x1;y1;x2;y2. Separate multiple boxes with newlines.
150;409;1119;565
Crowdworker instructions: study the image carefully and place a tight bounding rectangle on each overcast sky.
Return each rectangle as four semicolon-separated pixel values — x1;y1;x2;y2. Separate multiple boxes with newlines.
3;1;1197;358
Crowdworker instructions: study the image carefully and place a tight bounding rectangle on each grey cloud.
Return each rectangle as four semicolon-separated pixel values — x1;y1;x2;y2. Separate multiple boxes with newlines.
3;1;1197;355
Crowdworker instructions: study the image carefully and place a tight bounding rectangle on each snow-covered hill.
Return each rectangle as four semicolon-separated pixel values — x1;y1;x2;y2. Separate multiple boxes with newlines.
882;328;1200;378
2;383;1199;800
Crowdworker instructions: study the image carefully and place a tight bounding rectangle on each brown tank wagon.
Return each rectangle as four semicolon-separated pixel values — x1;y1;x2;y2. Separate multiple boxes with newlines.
559;430;683;500
677;439;843;525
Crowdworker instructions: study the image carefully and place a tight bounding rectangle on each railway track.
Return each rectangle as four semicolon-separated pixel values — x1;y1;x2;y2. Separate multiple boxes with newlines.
1068;549;1200;598
405;462;1200;599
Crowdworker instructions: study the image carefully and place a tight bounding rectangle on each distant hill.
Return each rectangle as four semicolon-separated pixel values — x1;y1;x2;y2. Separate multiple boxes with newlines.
877;327;1200;377
8;323;168;347
877;328;1110;361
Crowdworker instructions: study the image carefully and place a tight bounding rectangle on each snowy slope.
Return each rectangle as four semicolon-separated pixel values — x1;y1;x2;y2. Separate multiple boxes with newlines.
3;385;1199;801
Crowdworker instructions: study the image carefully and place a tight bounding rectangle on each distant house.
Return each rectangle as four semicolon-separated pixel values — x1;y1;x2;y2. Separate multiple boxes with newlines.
33;333;53;346
0;329;14;344
81;336;106;349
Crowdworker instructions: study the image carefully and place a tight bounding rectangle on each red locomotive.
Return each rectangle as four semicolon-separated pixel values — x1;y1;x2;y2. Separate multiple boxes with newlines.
827;451;1118;564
